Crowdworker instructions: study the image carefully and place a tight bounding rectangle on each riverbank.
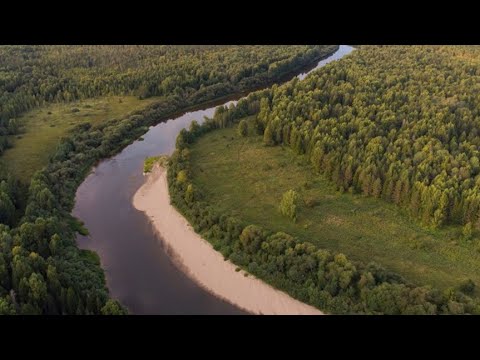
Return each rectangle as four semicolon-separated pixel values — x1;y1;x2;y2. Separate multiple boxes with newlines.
132;165;323;315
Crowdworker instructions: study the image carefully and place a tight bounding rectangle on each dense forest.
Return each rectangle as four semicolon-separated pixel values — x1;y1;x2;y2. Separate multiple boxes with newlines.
211;46;480;229
168;114;480;314
166;45;480;314
0;45;338;314
0;45;336;155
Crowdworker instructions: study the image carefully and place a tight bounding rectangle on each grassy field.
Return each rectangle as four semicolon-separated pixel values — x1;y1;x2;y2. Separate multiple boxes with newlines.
189;117;480;294
1;96;159;182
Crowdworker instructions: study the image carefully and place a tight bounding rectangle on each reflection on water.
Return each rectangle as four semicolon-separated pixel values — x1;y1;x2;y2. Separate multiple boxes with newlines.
72;46;354;315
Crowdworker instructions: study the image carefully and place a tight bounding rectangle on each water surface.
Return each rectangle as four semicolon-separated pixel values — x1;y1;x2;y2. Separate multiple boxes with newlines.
73;46;355;314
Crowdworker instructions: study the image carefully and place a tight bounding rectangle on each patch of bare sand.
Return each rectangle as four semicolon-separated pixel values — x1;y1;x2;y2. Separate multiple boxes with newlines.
133;165;323;315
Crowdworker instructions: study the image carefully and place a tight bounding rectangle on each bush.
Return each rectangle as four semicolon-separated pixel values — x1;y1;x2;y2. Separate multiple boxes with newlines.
459;279;476;295
304;196;319;208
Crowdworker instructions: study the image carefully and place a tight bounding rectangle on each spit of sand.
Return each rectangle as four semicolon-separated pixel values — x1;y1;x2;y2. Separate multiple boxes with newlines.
132;165;323;315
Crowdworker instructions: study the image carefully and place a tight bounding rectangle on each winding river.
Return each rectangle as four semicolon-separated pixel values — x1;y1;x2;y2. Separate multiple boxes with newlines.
72;45;355;315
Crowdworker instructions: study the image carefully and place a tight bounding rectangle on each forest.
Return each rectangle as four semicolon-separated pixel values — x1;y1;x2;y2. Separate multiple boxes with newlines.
0;45;336;156
166;45;480;314
207;46;480;229
0;45;338;314
257;46;480;229
168;117;480;314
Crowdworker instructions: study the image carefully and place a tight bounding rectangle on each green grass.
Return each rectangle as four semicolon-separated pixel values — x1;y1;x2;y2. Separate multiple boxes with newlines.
1;96;160;182
189;118;480;294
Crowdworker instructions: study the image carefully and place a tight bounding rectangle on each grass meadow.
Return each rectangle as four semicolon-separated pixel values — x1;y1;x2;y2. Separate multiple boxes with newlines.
189;117;480;294
1;96;159;182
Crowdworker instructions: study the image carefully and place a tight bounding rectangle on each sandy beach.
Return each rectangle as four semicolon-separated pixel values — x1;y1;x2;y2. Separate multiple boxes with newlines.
132;165;324;315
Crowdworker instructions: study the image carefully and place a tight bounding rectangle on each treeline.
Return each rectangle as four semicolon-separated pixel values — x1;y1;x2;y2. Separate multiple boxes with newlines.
0;97;199;314
0;175;25;226
0;45;338;155
0;45;339;314
167;104;480;315
215;46;480;229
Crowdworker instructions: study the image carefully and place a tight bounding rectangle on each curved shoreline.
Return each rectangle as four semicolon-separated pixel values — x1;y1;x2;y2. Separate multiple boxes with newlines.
132;165;324;315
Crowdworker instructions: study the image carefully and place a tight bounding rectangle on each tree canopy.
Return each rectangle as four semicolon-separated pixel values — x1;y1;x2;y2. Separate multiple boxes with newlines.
167;118;480;314
220;45;480;228
165;45;480;314
0;45;337;156
0;45;338;314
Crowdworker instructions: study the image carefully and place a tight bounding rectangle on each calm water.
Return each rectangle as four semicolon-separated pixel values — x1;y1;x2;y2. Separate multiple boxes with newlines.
72;45;355;315
296;45;355;80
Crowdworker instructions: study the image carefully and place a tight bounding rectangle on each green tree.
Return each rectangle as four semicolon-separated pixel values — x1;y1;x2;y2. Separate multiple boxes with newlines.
392;180;403;205
409;187;421;217
0;297;15;315
239;225;266;255
237;119;248;137
176;170;188;184
0;256;8;289
28;273;47;306
463;222;473;240
279;190;299;222
372;178;382;198
8;119;18;134
0;191;15;225
101;299;128;315
185;184;195;204
263;123;275;146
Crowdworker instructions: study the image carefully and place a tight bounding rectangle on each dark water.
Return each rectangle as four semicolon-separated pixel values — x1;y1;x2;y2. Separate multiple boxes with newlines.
72;45;355;315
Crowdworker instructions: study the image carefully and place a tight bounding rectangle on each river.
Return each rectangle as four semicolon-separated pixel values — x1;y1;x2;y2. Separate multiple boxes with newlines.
72;45;355;315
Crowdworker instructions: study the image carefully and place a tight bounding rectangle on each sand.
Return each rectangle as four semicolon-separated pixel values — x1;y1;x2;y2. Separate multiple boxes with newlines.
132;165;323;315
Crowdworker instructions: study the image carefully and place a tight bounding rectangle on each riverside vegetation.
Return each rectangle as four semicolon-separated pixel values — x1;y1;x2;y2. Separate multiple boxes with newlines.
167;46;480;314
0;45;338;314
